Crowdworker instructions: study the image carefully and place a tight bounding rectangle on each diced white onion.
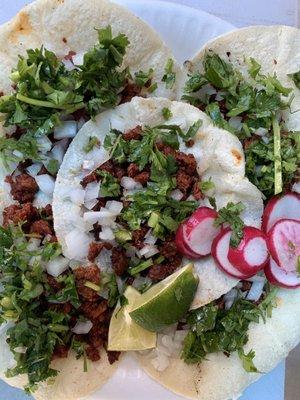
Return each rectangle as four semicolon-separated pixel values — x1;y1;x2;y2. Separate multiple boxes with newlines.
65;229;91;261
62;58;76;71
83;209;115;226
77;118;86;131
37;136;52;153
26;163;43;177
121;176;142;190
51;139;69;164
46;256;70;277
84;181;99;202
223;288;239;310
84;199;98;210
187;194;196;201
97;248;112;272
72;52;84;66
144;231;157;246
54;121;77;139
27;238;41;252
33;191;52;208
99;226;115;241
82;160;95;171
228;116;243;130
106;200;123;215
35;174;55;196
110;116;125;131
69;188;86;205
292;182;300;194
72;320;93;335
69;259;81;270
138;245;159;258
246;280;265;302
262;136;270;144
255;127;268;137
12;150;24;159
215;91;225;101
170;189;184;201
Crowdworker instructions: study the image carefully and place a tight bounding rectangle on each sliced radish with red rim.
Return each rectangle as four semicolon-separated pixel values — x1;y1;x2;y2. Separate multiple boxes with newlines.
265;258;300;289
175;225;200;259
211;228;255;279
228;226;269;275
262;192;300;233
180;207;220;257
267;218;300;273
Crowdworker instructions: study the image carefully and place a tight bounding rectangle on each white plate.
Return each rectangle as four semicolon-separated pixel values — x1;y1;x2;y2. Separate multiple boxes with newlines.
0;1;284;400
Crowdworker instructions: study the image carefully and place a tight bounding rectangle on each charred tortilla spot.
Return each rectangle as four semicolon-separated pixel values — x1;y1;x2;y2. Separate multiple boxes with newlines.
62;37;68;43
9;12;32;42
231;148;242;165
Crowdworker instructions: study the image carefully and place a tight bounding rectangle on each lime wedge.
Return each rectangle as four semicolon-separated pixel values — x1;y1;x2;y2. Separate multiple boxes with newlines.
130;263;198;332
108;286;156;351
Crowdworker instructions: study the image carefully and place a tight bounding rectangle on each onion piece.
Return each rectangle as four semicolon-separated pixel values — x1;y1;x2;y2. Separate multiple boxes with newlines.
170;189;184;201
255;127;268;137
72;53;84;66
72;320;93;334
106;201;123;215
46;256;70;277
121;176;143;190
83;209;115;226
37;136;53;153
65;229;90;261
246;280;265;302
100;226;115;241
228;116;243;130
35;174;55;196
54;121;77;139
138;245;159;258
51;139;69;163
26;163;43;177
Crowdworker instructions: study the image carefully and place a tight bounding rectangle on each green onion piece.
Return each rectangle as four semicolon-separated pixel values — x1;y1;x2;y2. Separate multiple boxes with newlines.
48;324;70;333
129;259;153;276
148;211;160;228
272;117;282;195
114;229;132;243
84;281;101;292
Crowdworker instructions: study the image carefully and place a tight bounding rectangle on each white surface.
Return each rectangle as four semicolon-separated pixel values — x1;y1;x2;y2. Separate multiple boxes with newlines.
0;1;287;400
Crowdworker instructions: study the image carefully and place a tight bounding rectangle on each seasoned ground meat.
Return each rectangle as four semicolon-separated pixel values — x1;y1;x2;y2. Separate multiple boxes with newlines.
87;324;105;348
134;171;150;185
111;247;129;276
42;204;53;218
3;203;38;227
175;152;197;175
6;173;38;203
148;255;182;282
46;274;63;292
241;281;252;292
156;142;176;157
176;170;193;193
98;160;115;175
159;240;178;259
37;166;48;176
107;350;121;364
52;344;69;360
120;84;142;104
192;180;203;201
86;346;101;362
186;139;195;148
127;163;139;177
114;165;126;182
80;172;97;188
30;220;53;237
88;241;112;262
123;125;142;141
74;265;101;302
132;227;148;249
80;300;108;321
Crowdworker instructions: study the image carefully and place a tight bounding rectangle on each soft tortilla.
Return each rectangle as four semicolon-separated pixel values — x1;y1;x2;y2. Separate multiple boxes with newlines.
179;25;300;132
0;322;119;400
52;96;263;309
137;288;300;400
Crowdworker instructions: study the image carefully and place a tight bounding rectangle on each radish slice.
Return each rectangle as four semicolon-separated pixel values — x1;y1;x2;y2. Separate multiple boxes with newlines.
211;228;255;279
175;225;200;259
265;258;300;289
227;226;269;275
180;207;220;257
262;192;300;232
267;218;300;273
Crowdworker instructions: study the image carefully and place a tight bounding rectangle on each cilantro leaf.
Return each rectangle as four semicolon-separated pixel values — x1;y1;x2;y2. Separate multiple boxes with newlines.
134;68;153;87
83;136;100;153
98;170;121;197
238;349;260;373
215;202;245;247
162;107;172;120
288;70;300;89
162;58;176;89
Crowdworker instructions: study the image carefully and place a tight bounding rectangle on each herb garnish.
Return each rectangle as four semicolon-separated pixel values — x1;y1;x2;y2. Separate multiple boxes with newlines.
162;107;172;120
181;284;278;371
0;225;79;392
214;202;245;247
84;136;100;153
98;170;121;197
162;58;176;89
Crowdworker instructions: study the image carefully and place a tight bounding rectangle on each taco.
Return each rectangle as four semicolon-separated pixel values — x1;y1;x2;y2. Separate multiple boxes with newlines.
0;0;180;397
134;26;300;399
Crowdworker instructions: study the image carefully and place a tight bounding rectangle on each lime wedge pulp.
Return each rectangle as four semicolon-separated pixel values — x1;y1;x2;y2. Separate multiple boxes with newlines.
108;286;156;351
130;263;198;332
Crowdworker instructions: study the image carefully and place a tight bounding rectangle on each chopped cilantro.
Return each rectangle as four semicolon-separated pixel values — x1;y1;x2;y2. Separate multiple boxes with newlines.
134;68;153;87
101;272;119;307
162;107;172;120
199;178;215;192
288;70;300;88
181;285;277;370
83;136;100;153
98;170;121;197
215;202;245;247
162;58;176;89
45;158;59;175
148;82;158;93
